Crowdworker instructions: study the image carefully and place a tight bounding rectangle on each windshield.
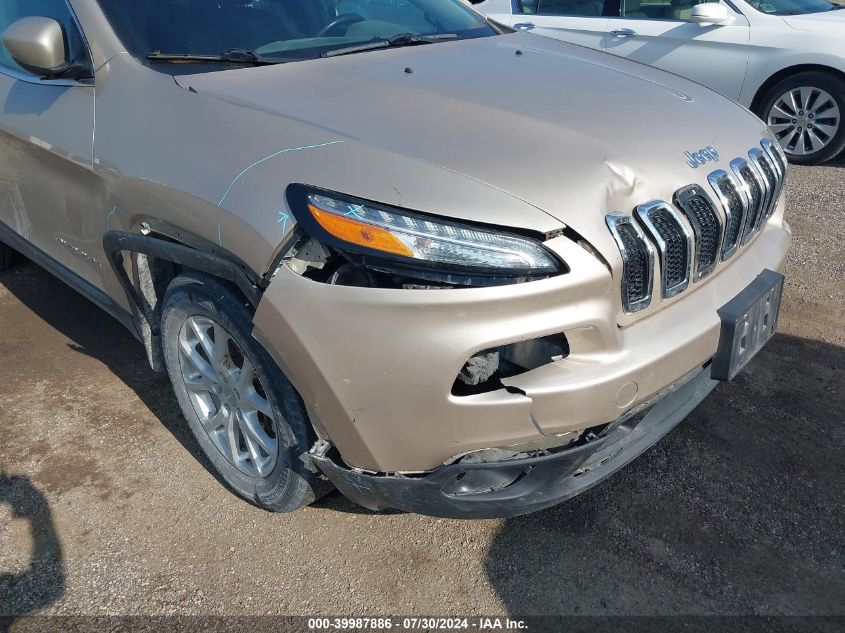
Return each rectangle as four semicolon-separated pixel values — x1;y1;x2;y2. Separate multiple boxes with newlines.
96;0;497;70
744;0;841;15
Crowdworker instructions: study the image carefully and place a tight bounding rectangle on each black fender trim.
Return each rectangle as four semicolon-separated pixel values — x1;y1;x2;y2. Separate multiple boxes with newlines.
103;230;264;313
134;218;266;289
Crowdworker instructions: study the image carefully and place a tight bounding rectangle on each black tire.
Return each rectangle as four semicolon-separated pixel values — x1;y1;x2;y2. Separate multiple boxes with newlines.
0;242;15;270
756;71;845;166
161;272;327;512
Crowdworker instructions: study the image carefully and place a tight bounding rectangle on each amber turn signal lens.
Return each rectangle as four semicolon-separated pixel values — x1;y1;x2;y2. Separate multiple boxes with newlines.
308;205;414;257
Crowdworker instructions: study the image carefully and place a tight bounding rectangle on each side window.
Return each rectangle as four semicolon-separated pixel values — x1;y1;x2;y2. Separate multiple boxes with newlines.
0;0;88;75
621;0;722;19
536;0;609;15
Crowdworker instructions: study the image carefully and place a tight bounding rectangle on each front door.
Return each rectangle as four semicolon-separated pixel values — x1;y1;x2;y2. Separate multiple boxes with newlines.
602;0;750;100
0;0;101;285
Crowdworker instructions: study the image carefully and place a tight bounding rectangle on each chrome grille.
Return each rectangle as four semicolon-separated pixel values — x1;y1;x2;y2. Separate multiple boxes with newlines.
606;215;654;313
707;170;747;261
731;158;766;245
635;201;691;299
749;148;777;230
606;141;785;314
673;185;722;281
761;138;788;220
762;137;788;193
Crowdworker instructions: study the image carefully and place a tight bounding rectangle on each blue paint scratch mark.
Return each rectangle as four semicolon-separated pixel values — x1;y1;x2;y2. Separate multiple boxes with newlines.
217;223;222;246
105;205;119;230
344;204;366;221
217;140;344;207
343;474;372;494
277;211;289;235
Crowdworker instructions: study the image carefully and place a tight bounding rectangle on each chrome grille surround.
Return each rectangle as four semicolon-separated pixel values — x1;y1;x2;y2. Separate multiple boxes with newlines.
606;214;655;313
762;137;788;181
761;137;788;217
634;200;692;299
730;157;766;245
673;185;723;282
748;147;777;231
707;169;747;261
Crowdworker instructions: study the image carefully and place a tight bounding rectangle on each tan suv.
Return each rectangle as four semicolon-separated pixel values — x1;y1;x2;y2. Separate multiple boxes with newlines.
0;0;790;518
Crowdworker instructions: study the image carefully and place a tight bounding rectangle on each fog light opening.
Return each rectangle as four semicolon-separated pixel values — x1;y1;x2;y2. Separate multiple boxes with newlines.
452;334;569;396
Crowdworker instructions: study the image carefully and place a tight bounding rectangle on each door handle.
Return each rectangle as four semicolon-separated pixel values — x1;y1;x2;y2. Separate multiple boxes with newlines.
609;28;637;37
513;22;535;30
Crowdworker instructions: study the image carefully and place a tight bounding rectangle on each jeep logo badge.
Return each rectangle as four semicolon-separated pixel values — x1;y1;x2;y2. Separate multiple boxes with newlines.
685;147;720;169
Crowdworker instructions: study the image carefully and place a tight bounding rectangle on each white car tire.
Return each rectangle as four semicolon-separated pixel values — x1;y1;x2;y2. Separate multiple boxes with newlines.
758;71;845;166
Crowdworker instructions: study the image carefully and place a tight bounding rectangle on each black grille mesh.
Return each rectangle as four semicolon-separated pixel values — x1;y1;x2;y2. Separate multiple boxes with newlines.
617;223;648;308
719;178;745;253
649;209;688;290
740;166;764;240
680;195;720;275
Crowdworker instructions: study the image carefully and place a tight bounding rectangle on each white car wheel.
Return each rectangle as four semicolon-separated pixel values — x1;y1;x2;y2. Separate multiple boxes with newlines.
760;72;845;166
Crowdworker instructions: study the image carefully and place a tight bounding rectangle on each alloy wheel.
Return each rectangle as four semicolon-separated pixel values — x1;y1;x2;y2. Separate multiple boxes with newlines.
767;86;841;158
177;315;279;478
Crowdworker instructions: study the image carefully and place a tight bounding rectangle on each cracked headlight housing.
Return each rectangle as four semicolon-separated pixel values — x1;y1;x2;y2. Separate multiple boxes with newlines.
286;184;565;286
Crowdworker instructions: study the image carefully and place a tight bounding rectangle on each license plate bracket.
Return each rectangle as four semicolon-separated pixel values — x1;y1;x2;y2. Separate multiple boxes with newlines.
711;269;784;382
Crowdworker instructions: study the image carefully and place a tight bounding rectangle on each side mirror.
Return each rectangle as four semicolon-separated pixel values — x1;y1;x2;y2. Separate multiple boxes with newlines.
1;17;71;78
690;3;732;25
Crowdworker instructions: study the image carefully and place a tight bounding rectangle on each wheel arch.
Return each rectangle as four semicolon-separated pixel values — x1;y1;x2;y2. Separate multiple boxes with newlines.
750;64;845;116
102;221;266;372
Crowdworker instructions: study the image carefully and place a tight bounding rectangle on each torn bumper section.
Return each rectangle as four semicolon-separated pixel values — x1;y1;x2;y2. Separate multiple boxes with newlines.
252;221;789;480
310;367;718;519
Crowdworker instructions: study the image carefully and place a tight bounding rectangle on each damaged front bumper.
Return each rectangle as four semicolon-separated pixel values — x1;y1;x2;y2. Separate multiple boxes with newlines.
252;221;789;475
310;366;718;519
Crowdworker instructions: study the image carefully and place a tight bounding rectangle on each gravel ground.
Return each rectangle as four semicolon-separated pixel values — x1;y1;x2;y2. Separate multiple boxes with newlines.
0;157;843;625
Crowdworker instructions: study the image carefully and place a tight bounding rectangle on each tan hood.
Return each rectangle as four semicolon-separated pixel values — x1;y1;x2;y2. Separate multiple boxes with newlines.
178;31;771;254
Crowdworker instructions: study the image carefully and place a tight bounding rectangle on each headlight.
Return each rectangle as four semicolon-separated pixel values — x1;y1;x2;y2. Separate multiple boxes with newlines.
286;184;564;284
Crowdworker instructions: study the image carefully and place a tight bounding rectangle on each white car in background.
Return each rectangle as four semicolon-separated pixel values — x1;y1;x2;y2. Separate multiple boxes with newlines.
476;0;845;164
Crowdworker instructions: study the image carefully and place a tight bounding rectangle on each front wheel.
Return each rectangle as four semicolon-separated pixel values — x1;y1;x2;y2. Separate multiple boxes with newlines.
161;272;327;512
757;71;845;166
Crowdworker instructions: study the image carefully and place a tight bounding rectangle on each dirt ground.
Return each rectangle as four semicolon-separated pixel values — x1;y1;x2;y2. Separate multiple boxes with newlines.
1;157;843;624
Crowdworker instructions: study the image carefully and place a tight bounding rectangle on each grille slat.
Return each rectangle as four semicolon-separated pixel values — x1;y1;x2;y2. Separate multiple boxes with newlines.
635;201;692;299
761;138;788;221
606;215;654;313
707;169;746;261
674;185;723;281
749;148;776;231
731;158;766;244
